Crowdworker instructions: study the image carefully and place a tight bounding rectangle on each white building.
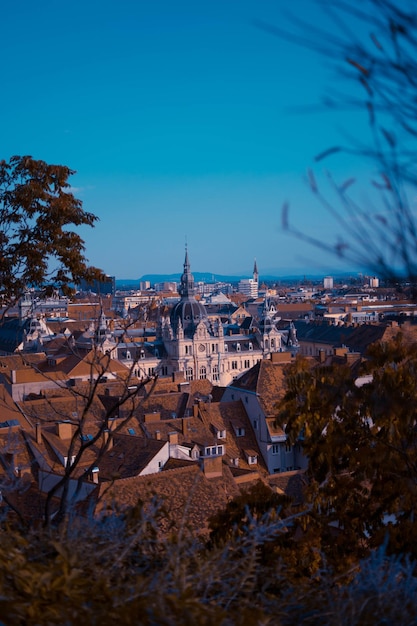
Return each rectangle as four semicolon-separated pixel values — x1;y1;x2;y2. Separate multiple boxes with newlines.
237;259;259;298
117;250;298;386
323;276;334;290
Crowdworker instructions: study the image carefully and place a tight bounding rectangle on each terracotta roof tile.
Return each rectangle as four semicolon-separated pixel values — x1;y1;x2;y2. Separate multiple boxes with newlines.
96;463;241;537
97;434;167;480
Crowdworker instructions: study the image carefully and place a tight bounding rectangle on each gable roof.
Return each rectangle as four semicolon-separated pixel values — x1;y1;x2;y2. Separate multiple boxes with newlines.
97;434;167;480
36;349;130;380
230;359;287;417
198;400;267;473
18;391;106;425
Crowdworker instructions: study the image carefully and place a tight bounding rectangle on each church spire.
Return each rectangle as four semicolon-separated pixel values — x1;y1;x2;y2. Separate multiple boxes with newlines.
253;258;259;284
179;245;195;298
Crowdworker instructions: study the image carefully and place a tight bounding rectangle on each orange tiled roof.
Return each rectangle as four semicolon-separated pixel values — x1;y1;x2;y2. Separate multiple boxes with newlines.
96;463;241;537
198;401;268;473
97;434;167;480
18;392;106;425
231;360;287;417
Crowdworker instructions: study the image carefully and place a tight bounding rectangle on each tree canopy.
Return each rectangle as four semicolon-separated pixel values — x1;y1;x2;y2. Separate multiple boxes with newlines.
0;155;101;303
278;333;417;564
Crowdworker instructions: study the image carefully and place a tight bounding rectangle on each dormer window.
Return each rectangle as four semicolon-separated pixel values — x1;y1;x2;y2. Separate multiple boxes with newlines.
249;342;253;351
236;343;241;352
217;429;226;439
232;424;245;437
204;445;224;457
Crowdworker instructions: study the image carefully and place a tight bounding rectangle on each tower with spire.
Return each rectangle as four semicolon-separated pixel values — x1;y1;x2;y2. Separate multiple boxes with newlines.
253;258;259;285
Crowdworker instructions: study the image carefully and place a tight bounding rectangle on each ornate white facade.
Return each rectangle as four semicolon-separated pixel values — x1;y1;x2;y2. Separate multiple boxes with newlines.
117;249;298;386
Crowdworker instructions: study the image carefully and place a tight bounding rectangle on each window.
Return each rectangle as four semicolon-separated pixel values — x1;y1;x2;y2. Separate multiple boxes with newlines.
186;367;193;381
185;345;192;355
217;445;224;455
224;344;228;352
244;359;250;368
272;444;279;455
217;429;226;439
248;455;257;465
199;366;207;380
285;441;292;452
235;426;245;437
236;343;241;352
232;360;238;370
148;367;155;376
249;342;253;351
245;396;249;404
212;365;219;382
126;350;131;360
253;419;258;430
161;366;168;376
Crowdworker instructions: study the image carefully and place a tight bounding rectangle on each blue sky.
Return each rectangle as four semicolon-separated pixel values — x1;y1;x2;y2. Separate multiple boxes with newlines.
1;0;373;279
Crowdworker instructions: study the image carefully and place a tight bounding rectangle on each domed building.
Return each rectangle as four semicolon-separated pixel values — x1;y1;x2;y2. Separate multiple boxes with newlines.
156;249;298;386
169;247;210;338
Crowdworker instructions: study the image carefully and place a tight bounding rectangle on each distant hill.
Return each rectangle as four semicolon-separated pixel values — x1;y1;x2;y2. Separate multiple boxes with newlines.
139;272;249;283
116;269;364;290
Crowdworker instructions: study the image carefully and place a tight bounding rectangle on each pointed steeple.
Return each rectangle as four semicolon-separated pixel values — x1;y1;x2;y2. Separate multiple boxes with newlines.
179;245;195;298
170;246;210;338
253;258;259;284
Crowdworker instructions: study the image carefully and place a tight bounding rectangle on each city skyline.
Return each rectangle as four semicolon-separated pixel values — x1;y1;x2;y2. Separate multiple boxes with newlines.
2;1;375;278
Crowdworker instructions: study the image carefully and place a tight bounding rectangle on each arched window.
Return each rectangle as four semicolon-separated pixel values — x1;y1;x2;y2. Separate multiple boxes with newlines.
186;367;193;381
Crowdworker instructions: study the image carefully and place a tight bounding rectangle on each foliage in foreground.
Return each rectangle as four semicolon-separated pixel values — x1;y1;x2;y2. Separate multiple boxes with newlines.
0;155;101;305
278;333;417;570
1;494;417;625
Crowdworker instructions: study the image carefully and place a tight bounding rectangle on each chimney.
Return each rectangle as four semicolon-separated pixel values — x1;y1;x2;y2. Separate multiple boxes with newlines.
91;467;99;484
200;455;223;479
56;421;72;440
36;422;42;444
155;430;161;440
182;417;189;435
144;412;161;423
345;352;360;365
103;429;113;450
168;431;178;445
